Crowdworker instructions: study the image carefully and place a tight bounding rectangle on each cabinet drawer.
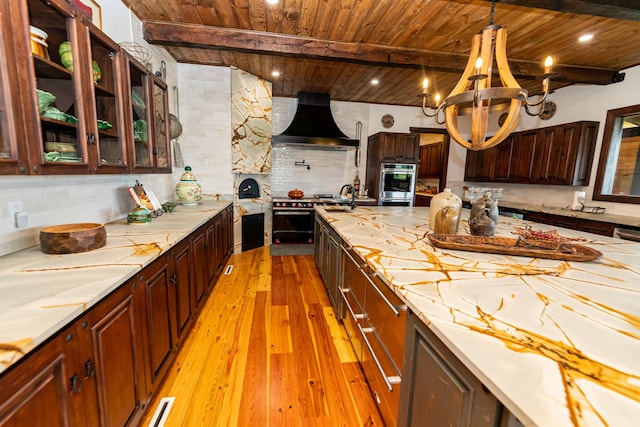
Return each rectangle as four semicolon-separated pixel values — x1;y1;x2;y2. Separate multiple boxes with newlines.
359;324;401;427
339;288;364;362
363;271;406;370
342;246;367;308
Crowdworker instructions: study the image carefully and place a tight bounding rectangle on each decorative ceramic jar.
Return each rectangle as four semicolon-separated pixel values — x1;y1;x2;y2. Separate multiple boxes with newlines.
469;193;499;236
127;206;152;225
429;188;462;234
175;166;202;205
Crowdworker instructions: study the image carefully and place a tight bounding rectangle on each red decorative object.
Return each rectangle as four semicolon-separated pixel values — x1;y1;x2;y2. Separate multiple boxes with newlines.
70;0;93;21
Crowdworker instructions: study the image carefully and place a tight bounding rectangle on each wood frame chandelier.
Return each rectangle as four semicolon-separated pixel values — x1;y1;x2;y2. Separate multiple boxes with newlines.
421;1;555;151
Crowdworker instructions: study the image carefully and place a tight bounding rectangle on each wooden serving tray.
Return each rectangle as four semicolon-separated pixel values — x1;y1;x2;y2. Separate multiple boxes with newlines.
427;234;602;262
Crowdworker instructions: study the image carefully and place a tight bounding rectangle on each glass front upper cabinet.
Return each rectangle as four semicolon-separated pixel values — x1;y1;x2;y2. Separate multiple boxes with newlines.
125;53;153;170
28;0;87;171
88;24;127;172
0;7;24;174
152;76;171;172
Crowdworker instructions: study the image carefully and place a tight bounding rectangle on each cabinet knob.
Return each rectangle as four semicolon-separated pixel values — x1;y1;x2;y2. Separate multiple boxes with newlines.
169;273;177;285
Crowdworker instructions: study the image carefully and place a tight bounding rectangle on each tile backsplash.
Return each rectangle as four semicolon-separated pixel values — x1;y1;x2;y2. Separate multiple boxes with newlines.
271;146;361;197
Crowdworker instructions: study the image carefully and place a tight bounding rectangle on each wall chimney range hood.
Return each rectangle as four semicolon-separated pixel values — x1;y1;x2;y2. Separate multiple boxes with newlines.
273;92;359;150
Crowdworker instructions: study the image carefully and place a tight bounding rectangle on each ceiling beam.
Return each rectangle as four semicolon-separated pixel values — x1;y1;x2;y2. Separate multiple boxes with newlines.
487;0;640;21
143;20;621;86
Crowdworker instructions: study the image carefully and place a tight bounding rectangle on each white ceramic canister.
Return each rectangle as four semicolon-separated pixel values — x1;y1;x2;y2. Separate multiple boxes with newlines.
429;188;462;234
175;166;202;205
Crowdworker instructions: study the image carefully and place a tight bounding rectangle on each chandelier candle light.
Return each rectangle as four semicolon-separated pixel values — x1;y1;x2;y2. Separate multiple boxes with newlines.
421;1;556;151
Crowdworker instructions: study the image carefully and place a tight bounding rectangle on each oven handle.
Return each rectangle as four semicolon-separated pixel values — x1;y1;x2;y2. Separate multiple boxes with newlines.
273;210;313;215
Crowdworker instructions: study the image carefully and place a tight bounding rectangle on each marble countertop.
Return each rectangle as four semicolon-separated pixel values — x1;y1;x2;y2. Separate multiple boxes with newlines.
316;206;640;427
495;200;640;228
0;201;231;375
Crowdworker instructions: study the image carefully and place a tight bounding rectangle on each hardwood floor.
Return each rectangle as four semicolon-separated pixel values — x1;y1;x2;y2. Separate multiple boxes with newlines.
140;247;384;426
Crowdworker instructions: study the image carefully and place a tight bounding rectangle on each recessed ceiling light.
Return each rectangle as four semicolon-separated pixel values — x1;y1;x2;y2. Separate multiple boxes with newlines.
578;34;594;42
271;71;280;77
371;79;379;85
266;0;278;4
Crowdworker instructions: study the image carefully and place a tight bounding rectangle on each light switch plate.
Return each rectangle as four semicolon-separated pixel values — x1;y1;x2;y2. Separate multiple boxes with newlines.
8;201;24;228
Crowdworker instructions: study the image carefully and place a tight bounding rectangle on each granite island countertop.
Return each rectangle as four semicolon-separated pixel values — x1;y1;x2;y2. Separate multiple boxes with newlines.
316;206;640;427
0;200;232;375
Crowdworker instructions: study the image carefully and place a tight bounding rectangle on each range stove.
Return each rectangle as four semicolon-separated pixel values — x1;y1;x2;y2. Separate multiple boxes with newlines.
272;194;351;246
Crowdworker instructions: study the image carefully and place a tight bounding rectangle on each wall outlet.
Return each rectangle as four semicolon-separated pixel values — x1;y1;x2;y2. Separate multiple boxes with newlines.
8;201;25;228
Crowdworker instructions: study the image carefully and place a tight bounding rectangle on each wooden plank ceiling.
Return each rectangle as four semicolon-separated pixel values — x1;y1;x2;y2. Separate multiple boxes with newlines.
122;0;640;106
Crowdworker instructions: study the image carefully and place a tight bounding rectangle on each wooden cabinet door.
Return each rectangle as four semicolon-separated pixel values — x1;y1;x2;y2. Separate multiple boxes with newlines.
379;133;399;162
191;231;207;307
151;76;172;172
222;205;234;257
87;280;147;427
213;213;225;277
399;133;420;162
0;323;89;427
124;52;154;173
0;0;31;175
85;22;127;173
511;130;537;182
172;238;194;340
138;256;174;395
464;148;495;182
399;311;501;427
419;143;444;178
365;133;382;200
569;121;598;186
492;137;513;182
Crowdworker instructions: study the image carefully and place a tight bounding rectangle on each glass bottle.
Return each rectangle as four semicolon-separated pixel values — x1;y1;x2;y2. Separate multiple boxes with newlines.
353;172;361;195
429;188;462;234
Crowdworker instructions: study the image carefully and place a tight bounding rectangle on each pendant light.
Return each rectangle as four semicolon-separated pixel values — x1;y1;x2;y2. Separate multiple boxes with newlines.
421;1;555;151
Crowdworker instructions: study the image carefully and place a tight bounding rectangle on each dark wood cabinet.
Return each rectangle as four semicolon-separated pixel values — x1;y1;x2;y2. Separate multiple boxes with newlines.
138;256;174;396
418;142;444;178
399;310;502;427
464;121;598;186
86;280;147;427
366;132;420;202
191;231;207;308
464;146;496;182
375;132;420;163
414;194;432;206
0;322;89;427
523;211;615;237
314;215;342;314
0;207;234;426
171;238;194;342
0;0;170;175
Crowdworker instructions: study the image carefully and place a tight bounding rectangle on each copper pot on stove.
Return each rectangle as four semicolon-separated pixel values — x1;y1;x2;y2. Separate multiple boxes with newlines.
288;189;304;199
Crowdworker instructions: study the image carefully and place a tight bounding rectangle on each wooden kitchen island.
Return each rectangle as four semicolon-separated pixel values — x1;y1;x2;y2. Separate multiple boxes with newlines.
316;206;640;426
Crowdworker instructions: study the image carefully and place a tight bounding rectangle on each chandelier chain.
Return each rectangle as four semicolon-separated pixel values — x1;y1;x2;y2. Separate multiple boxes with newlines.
490;0;495;25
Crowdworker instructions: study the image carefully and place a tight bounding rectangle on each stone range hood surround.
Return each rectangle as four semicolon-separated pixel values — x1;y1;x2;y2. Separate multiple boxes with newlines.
273;92;359;150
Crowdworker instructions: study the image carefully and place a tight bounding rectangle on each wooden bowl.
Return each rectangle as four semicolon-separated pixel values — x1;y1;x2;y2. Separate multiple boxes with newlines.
288;189;304;199
40;223;107;254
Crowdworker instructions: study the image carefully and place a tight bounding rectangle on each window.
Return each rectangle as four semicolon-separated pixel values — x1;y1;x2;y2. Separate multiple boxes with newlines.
593;104;640;204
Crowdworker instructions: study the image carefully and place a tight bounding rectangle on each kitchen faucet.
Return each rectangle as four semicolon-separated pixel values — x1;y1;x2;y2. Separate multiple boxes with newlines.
340;184;356;210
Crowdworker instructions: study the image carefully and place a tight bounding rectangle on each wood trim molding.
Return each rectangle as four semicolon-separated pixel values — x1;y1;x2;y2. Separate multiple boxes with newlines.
142;21;620;85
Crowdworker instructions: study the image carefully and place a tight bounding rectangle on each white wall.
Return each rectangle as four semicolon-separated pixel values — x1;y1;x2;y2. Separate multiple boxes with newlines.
176;64;233;196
